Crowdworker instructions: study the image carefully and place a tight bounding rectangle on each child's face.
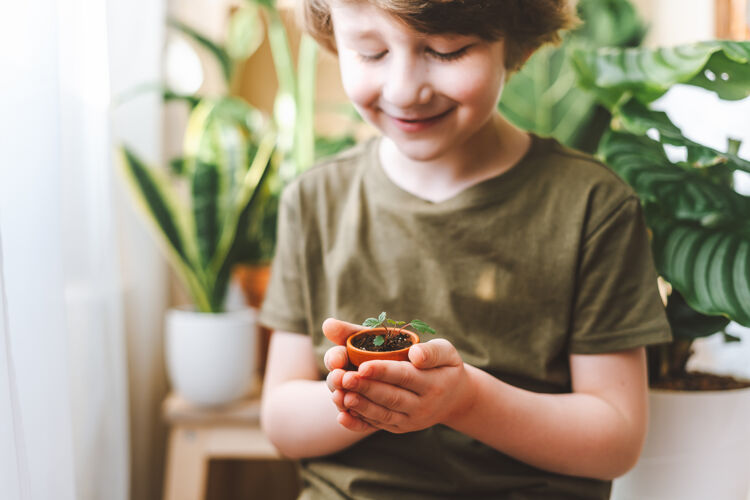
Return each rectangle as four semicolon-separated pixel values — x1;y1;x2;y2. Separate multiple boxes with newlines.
330;1;508;163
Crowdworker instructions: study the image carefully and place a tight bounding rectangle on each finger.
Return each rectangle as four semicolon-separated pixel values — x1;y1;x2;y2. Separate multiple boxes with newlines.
326;369;346;392
408;339;463;370
356;360;429;395
342;370;421;410
324;346;349;371
331;389;346;412
322;318;365;346
349;409;382;429
343;391;406;428
337;410;376;432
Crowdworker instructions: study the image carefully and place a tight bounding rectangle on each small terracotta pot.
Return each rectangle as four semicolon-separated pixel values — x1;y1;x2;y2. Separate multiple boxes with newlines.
346;328;419;367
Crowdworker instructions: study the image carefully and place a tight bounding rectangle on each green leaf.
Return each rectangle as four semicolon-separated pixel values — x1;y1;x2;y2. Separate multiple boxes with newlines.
651;217;750;326
723;331;742;343
373;335;385;346
598;131;750;228
168;17;233;85
163;89;201;109
598;131;750;327
572;41;750;108
500;0;644;151
119;147;210;312
409;320;436;335
362;318;381;328
665;290;730;340
378;311;387;323
295;35;318;173
192;159;221;268
227;3;264;60
614;98;750;173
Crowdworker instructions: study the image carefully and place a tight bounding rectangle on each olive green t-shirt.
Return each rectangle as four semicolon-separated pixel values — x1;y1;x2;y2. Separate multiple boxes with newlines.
259;134;672;499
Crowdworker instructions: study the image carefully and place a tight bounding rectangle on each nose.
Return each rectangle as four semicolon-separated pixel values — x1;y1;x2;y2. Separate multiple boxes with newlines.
381;54;433;108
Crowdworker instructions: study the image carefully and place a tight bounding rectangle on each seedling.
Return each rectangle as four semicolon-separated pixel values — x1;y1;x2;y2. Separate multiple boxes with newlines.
362;311;436;347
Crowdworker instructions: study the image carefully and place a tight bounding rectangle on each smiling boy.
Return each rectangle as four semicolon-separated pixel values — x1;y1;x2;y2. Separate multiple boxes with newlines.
259;1;672;499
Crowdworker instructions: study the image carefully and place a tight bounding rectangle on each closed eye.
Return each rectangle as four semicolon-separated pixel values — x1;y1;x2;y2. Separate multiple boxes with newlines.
427;45;472;61
357;50;387;62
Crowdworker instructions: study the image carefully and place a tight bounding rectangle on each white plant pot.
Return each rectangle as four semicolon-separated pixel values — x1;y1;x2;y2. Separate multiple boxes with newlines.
165;306;256;407
611;387;750;500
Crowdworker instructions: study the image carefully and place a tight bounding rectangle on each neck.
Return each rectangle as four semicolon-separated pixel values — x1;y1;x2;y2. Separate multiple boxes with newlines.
379;114;531;203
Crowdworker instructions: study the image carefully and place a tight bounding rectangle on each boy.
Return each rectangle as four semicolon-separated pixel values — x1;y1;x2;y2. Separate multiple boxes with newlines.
259;1;672;498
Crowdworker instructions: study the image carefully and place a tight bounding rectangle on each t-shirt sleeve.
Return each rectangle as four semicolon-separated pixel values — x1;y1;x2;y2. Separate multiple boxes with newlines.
258;185;309;335
569;196;672;354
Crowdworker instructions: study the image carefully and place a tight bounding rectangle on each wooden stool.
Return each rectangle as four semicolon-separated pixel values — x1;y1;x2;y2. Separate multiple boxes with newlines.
162;391;284;500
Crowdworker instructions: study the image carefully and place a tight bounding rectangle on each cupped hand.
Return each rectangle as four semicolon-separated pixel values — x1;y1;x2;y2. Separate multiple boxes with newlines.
321;318;380;431
336;338;476;434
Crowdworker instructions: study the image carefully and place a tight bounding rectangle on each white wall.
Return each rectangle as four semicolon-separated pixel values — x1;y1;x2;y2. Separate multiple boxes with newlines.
631;0;716;46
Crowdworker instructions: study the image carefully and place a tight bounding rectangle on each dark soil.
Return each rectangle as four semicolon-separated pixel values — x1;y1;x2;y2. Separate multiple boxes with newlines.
651;371;750;391
352;332;414;352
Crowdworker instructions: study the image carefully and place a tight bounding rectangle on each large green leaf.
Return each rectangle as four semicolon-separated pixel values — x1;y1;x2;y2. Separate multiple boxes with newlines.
598;131;750;327
614;98;750;173
598;131;750;229
651;217;750;327
571;41;750;107
500;0;645;151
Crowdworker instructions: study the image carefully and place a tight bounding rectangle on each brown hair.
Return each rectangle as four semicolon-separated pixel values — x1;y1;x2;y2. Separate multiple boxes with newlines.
301;0;579;72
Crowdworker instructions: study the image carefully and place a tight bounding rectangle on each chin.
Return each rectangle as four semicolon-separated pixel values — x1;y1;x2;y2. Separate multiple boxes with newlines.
390;136;459;162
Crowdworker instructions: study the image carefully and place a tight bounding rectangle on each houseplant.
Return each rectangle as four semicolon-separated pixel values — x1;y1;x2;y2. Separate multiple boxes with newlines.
121;96;277;406
168;1;357;377
346;312;436;367
570;40;750;498
499;0;646;154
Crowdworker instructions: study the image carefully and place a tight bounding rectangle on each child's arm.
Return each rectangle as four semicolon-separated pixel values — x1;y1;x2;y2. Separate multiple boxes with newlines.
327;323;647;480
260;329;377;458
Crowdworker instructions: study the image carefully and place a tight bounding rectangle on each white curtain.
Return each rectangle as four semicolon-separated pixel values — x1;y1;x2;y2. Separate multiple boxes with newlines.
0;1;166;499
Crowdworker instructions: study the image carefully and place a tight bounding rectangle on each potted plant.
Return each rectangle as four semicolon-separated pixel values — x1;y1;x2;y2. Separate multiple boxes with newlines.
167;1;358;376
570;40;750;498
120;96;277;406
346;312;435;367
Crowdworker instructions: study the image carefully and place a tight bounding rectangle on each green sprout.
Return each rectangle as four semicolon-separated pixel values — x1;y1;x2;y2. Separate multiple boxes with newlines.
361;311;436;347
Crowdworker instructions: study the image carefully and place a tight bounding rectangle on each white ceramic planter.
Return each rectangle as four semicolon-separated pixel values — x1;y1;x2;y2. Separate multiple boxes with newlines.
165;306;256;407
611;387;750;500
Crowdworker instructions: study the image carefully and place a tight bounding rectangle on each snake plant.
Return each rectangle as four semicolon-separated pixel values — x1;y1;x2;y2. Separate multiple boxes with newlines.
167;0;357;265
571;40;750;380
120;97;277;313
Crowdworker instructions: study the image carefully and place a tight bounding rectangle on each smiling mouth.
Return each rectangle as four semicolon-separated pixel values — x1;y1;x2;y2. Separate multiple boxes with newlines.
391;109;453;122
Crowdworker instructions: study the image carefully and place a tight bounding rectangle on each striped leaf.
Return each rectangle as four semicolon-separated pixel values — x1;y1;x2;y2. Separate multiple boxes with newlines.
572;41;750;107
119;147;211;311
599;131;750;327
651;217;750;326
614;98;750;173
599;131;750;228
209;133;277;309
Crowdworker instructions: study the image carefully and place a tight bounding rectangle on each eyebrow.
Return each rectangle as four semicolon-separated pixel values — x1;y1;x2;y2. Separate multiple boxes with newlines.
339;29;383;41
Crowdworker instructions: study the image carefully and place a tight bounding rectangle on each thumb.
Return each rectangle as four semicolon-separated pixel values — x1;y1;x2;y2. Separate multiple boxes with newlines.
322;317;366;346
409;339;462;369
